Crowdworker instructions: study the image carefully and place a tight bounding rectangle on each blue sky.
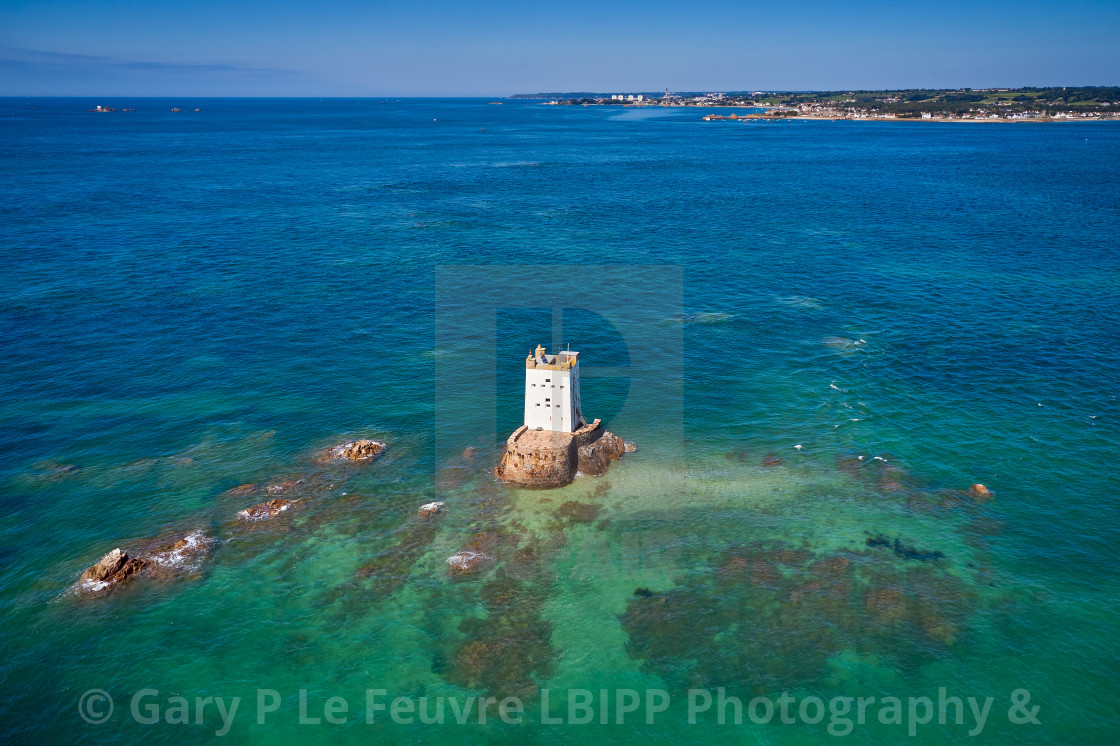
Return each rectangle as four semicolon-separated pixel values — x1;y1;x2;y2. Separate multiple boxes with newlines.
1;0;1117;95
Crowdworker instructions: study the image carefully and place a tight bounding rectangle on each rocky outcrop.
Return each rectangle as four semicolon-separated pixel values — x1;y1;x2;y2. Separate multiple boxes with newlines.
75;531;213;595
238;498;292;521
446;550;492;575
267;478;303;495
577;430;634;477
576;440;610;476
319;439;385;463
496;420;633;487
969;484;993;501
418;501;444;517
79;548;148;588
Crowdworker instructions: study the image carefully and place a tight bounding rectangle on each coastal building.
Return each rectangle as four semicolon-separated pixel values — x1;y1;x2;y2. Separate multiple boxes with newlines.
524;344;583;432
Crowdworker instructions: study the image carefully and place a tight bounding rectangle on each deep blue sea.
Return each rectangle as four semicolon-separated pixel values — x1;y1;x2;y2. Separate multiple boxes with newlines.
1;98;1118;744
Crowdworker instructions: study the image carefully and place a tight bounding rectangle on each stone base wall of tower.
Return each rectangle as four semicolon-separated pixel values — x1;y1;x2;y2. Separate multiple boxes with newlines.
495;419;634;488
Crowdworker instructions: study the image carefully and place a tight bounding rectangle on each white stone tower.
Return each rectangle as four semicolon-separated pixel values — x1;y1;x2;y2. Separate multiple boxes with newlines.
523;344;583;432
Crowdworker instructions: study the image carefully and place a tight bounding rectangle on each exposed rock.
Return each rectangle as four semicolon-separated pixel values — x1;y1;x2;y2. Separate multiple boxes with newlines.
238;498;293;521
267;479;302;495
79;548;148;586
445;550;493;576
225;483;258;497
418;501;445;517
969;484;993;501
321;439;385;463
577;441;611;476
75;532;213;595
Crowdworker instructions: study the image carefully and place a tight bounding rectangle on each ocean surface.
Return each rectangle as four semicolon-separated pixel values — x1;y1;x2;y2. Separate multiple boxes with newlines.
1;98;1117;744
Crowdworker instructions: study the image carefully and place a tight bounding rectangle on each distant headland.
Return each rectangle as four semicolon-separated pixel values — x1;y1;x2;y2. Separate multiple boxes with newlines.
511;86;1120;121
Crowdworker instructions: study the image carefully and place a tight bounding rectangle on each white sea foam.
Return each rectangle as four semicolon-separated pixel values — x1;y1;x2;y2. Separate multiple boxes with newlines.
777;295;824;310
149;531;212;570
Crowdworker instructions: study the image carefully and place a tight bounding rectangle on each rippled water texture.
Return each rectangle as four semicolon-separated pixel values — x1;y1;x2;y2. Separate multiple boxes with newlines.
1;98;1118;744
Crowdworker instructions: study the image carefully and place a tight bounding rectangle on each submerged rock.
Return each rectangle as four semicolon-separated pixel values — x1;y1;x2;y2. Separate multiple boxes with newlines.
225;483;258;497
621;540;977;691
762;454;784;467
556;500;600;524
445;575;554;697
321;439;385;463
462;447;478;462
238;498;293;521
865;534;945;562
30;461;82;480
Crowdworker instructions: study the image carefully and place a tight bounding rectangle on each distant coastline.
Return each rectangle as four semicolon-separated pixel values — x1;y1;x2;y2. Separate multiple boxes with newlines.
515;86;1120;122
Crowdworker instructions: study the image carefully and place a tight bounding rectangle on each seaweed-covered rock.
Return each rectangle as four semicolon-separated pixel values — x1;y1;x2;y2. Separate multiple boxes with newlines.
556;500;600;524
620;541;978;691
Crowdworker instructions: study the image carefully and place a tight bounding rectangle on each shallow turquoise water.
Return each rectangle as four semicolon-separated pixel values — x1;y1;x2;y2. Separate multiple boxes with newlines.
1;98;1118;743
